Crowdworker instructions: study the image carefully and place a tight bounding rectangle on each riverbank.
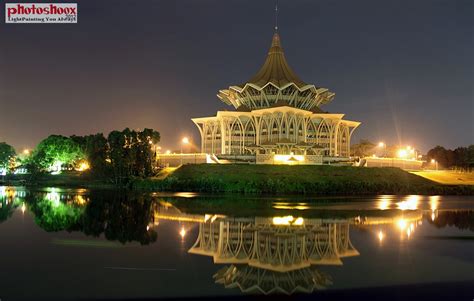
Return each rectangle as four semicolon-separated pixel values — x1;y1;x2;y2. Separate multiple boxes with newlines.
132;164;474;195
0;173;116;189
2;165;473;195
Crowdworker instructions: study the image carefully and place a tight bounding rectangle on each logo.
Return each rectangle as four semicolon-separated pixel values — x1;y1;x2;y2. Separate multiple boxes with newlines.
5;3;77;23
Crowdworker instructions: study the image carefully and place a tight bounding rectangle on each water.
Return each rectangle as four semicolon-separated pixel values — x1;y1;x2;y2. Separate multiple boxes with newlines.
0;187;473;299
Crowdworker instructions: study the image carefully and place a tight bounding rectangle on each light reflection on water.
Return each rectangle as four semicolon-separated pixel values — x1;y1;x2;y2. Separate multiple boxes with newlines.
0;186;473;298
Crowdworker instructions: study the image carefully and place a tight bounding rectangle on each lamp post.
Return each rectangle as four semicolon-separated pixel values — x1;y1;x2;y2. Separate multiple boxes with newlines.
431;159;438;171
378;142;385;157
181;137;189;165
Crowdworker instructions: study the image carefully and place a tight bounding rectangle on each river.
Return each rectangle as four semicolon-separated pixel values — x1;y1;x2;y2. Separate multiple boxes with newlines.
0;186;473;299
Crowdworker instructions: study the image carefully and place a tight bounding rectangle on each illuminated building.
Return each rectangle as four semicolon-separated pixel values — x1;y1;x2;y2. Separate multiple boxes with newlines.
192;31;360;164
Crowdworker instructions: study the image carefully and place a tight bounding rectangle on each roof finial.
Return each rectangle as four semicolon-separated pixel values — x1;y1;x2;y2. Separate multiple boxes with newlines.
274;1;278;32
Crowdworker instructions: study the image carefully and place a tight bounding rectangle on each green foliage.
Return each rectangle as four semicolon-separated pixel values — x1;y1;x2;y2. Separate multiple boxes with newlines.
0;142;16;169
24;190;157;245
107;128;160;184
30;135;84;170
27;194;84;231
72;134;110;177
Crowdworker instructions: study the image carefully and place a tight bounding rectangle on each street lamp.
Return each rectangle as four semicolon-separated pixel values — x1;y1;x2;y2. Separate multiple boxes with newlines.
378;142;386;157
397;149;408;158
431;159;438;170
181;137;190;165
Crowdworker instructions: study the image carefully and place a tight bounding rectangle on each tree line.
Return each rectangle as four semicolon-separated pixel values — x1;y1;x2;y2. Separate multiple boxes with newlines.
351;139;474;170
0;128;160;184
426;145;474;171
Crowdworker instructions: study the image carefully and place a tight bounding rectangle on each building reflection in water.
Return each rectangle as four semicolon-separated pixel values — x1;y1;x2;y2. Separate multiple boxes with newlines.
4;187;474;295
187;216;358;294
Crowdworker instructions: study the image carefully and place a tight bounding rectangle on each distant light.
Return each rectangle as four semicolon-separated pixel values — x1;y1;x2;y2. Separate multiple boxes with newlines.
378;231;385;242
149;140;153;145
179;227;186;239
166;150;171;154
23;149;30;155
397;195;419;210
293;217;304;226
397;219;407;230
273;216;294;225
407;146;412;150
397;149;408;158
431;159;436;164
182;137;190;144
21;203;26;214
378;142;385;148
76;161;90;172
378;198;390;210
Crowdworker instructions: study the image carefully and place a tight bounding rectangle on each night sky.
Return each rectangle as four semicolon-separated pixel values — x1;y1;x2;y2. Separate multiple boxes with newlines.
1;0;472;152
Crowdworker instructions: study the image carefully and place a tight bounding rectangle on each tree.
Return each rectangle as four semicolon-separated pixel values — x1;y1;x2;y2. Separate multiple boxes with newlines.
0;142;16;171
350;139;375;157
72;134;110;177
30;135;84;171
107;128;160;184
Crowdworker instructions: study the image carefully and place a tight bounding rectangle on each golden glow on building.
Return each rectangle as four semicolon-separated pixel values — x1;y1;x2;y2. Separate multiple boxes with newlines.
192;32;360;162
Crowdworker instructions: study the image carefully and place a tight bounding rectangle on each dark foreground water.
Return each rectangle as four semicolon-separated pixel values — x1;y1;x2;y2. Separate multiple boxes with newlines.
0;186;473;300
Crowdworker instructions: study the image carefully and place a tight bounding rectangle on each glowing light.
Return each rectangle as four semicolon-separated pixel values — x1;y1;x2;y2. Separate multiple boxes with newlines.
273;216;294;225
293;217;304;226
407;146;412;150
76;161;90;172
165;150;171;154
174;192;197;198
407;228;411;237
273;202;309;210
397;195;419;210
45;189;60;207
146;225;150;231
273;154;304;163
397;219;407;230
410;223;414;231
378;198;391;210
272;216;304;226
21;203;26;213
179;227;186;239
50;161;63;175
378;142;385;148
429;196;439;211
74;195;87;206
378;231;385;242
23;149;30;155
431;212;436;221
182;137;190;144
431;159;436;164
397;149;408;158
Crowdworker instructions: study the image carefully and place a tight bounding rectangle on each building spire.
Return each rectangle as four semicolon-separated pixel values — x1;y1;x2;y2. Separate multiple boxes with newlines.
274;1;278;32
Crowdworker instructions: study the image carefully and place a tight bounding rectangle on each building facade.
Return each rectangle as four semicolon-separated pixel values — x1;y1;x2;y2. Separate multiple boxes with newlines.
192;32;360;160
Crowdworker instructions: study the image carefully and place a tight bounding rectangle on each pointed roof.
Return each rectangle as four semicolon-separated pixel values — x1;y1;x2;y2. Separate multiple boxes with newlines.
243;32;307;88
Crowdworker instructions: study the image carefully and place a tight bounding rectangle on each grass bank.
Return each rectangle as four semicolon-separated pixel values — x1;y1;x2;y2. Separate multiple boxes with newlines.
132;164;474;195
0;173;115;189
